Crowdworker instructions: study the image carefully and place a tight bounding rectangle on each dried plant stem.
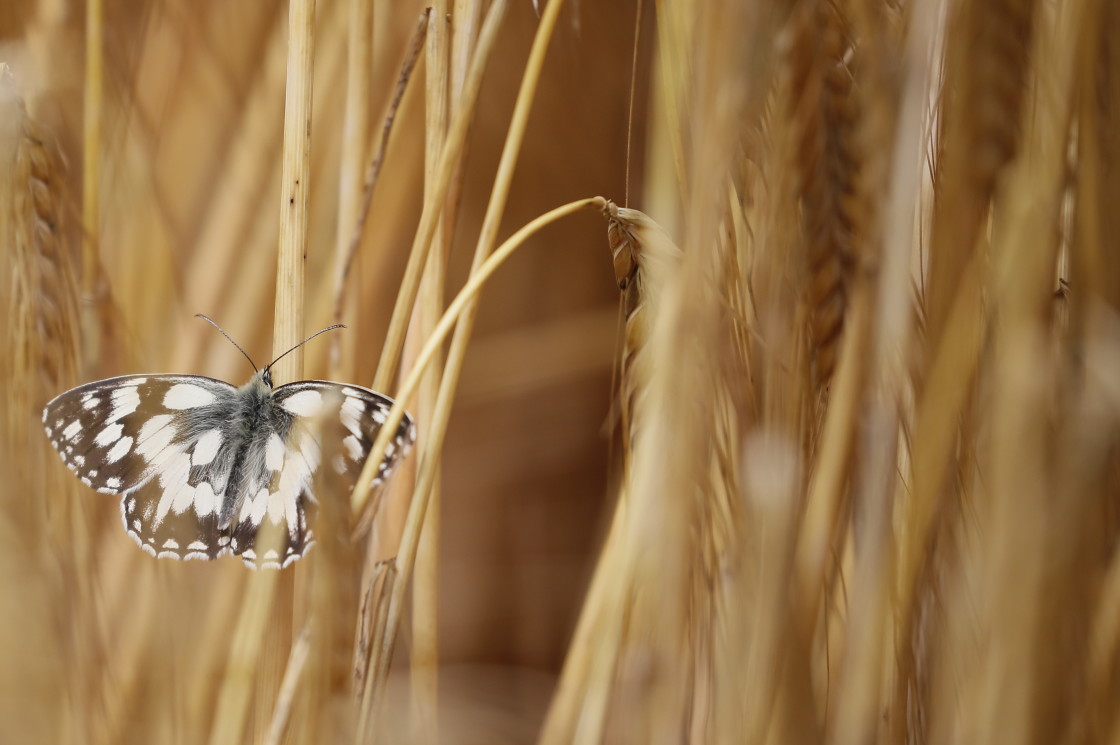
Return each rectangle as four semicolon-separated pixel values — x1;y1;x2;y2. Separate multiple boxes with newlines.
924;0;1038;348
964;4;1081;741
330;0;375;380
262;627;311;745
208;571;285;745
352;194;591;724
331;8;430;356
172;8;291;372
271;0;316;382
350;199;600;718
4;79;87;745
354;197;603;515
369;0;510;394
407;1;453;740
793;280;867;618
357;0;568;515
209;0;316;742
81;0;103;371
539;204;683;745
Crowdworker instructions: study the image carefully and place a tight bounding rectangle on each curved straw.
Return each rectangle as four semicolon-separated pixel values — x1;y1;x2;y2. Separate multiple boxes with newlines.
352;196;605;514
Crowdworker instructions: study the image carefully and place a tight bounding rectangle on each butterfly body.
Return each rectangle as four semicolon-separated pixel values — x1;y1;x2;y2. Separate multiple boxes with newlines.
43;370;414;568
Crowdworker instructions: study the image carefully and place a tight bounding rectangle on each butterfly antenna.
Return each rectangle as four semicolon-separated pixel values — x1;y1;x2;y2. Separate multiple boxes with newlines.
195;314;259;376
264;324;346;373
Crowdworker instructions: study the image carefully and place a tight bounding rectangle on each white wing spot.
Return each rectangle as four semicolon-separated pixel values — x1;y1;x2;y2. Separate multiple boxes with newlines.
333;454;347;474
162;538;180;550
154;452;192;524
341;396;364;436
371;407;387;424
106;435;133;464
266;433;285;471
194;482;218;516
107;386;141;423
74;455;85;467
94;423;123;447
266;489;285;523
281;389;323;417
62;420;83;441
81;394;100;410
192;429;222;466
250;487;270;525
343;434;363;461
297;429;321;472
171;480;196;516
163;383;216;410
106;477;122;489
187;540;207;551
136;414;176;458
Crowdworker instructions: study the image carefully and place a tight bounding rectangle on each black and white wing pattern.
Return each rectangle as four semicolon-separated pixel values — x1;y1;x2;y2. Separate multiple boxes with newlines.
43;375;241;560
227;380;417;567
43;373;415;569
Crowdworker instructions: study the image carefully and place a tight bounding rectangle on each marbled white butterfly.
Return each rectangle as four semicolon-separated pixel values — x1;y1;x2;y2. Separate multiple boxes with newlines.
42;317;415;569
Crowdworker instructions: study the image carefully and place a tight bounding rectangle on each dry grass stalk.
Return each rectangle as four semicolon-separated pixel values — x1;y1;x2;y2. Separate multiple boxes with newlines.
209;0;317;742
359;0;572;721
1;73;87;745
785;0;859;395
330;0;375;380
367;0;511;397
80;0;103;370
332;8;430;360
404;0;456;739
924;0;1038;346
354;194;601;734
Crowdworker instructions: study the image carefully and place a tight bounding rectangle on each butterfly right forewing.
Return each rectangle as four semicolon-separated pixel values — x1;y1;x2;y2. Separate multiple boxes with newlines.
272;381;417;492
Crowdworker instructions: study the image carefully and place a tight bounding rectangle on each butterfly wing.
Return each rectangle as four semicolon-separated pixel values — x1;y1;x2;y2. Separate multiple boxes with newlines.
43;374;243;560
273;380;417;489
227;381;416;568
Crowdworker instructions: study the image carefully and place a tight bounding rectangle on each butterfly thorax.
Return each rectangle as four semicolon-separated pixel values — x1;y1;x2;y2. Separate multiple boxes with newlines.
218;371;292;528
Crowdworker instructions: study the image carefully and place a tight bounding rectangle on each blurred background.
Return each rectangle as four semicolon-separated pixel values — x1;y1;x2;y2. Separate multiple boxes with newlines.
4;0;1120;744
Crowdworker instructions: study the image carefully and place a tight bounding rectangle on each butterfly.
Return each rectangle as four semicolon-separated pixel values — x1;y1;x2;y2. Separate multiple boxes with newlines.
41;317;416;569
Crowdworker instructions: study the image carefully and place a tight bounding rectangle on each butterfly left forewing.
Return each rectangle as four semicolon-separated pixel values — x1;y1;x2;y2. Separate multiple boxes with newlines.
44;374;243;560
43;375;236;492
